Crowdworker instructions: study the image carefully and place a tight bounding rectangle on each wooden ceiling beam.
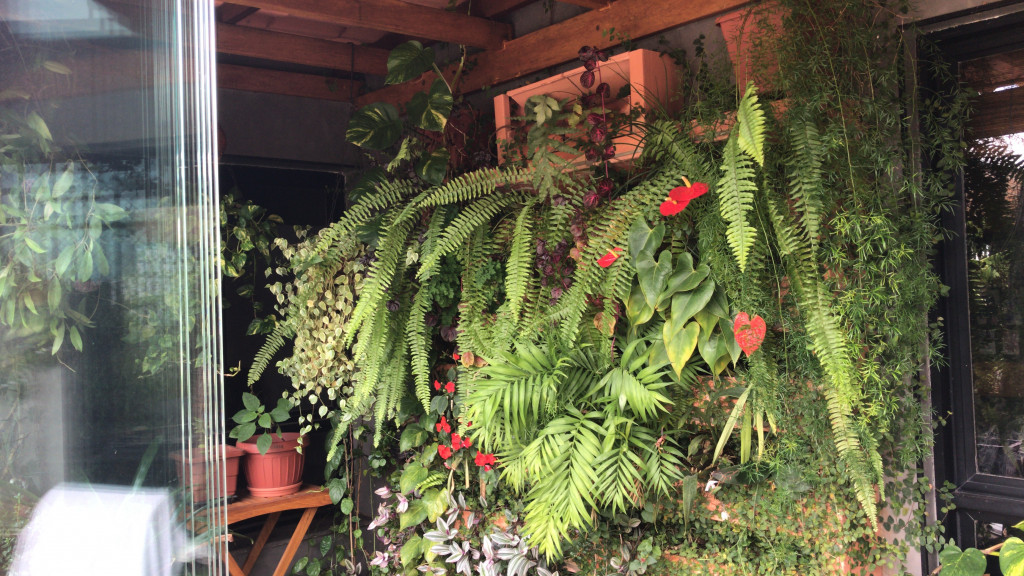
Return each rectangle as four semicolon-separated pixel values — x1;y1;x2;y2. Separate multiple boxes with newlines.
219;64;362;101
217;23;389;75
356;0;749;107
556;0;612;9
222;0;511;50
472;0;535;17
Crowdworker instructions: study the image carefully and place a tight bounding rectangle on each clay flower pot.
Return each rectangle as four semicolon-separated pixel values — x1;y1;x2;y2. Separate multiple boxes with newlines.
236;432;305;497
171;444;244;501
716;1;787;92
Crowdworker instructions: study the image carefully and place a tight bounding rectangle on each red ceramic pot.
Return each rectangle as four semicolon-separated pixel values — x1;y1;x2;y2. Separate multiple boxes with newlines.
236;432;305;497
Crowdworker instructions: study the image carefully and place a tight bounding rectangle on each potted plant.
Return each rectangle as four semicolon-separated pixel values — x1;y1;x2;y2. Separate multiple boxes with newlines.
231;391;305;497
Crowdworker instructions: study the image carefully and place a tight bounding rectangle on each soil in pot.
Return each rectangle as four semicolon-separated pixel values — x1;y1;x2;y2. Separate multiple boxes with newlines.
236;432;305;497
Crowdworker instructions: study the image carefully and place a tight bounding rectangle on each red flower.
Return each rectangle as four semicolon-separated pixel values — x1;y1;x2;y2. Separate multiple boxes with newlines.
733;312;767;356
452;352;461;361
438;445;452;459
597;247;623;268
463;436;472;449
660;180;709;217
452;434;462;450
433;380;441;391
474;450;497;471
436;416;451;434
445;381;455;394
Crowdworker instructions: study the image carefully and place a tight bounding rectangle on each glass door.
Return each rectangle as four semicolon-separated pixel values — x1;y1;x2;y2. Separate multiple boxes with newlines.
0;0;223;573
933;8;1024;551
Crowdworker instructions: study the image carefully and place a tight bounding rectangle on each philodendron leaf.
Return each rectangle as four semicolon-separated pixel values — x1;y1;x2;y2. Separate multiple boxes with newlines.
386;41;436;85
407;77;453;132
637;250;673;310
938;544;986;576
1001;537;1024;576
416;147;449;186
671;280;715;326
625;284;655;328
627;219;665;262
720;318;742;365
663;319;699;377
347;103;402;150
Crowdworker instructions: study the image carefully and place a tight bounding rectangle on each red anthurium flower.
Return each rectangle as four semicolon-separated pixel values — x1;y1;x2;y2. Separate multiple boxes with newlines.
452;352;460;361
660;178;709;217
433;380;441;391
733;312;767;356
438;445;452;459
436;416;451;434
452;434;462;450
597;247;623;268
445;381;455;394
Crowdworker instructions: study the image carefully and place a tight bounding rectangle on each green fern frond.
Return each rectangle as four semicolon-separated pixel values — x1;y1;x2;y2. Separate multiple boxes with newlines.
419;166;532;207
736;82;766;167
786;114;825;248
406;286;433;413
717;134;759;273
418;192;527;280
506;201;537;324
248;321;294;385
311;178;419;258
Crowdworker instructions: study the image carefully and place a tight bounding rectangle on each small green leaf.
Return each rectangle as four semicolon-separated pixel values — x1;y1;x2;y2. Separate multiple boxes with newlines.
242;392;261;411
24;237;45;254
339;497;354;515
385;41;436;85
671;280;715;326
327;478;347;504
270;397;292;422
346;103;402;150
293;557;308;574
232;408;258;424
51;322;65;355
256;432;273;455
319;535;333;557
258;413;272;428
47;277;61;312
625;284;655;328
306;557;321;576
55;245;75;276
230;422;257;442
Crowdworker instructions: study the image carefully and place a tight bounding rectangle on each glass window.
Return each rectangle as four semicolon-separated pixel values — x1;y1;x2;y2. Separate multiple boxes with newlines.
1;0;223;574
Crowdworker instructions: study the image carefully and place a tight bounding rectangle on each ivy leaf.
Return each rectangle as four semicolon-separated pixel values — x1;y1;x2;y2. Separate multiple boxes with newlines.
416;148;449;186
386;41;436;85
1001;537;1024;576
400;424;430;452
347;103;402;150
938;545;986;576
407;77;452;132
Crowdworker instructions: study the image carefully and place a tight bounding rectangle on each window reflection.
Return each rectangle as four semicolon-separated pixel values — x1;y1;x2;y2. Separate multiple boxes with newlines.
967;132;1024;477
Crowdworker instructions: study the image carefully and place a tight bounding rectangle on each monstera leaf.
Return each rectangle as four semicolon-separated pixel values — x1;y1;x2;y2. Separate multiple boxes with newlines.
347;103;402;150
386;41;435;85
407;77;453;132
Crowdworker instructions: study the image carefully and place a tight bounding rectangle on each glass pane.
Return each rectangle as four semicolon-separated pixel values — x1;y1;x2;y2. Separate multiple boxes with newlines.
963;49;1024;478
0;0;223;574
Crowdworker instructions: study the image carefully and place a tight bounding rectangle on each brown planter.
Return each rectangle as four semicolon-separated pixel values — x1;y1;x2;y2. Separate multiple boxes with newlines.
171;444;244;501
236;432;305;498
716;1;787;92
493;49;681;166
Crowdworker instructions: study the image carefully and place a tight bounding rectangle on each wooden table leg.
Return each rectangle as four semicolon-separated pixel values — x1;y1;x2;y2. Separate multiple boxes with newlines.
271;507;319;576
242;511;281;575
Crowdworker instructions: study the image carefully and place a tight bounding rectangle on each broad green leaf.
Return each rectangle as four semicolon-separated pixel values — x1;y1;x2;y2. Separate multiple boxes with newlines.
242;391;261;411
68;325;82;351
55;245;75;275
637;250;673;310
422;488;449;522
698;330;721;370
402;535;424;567
671;280;715;326
663;320;699;377
400;463;430;494
707;287;730;317
252;432;272;454
625;284;655;328
52;164;73;197
339;497;354;515
1001;537;1024;576
230;422;256;442
76;250;93;281
720;318;742;365
26;112;52;141
416;147;449;186
407;77;452;132
346;103;402;150
258;413;272;428
270;397;292;422
307;557;321;576
385;41;436;85
627;219;665;261
399;500;428;529
938;544;986;576
400;424;430;452
294;557;308;574
327;478;346;504
24;237;45;254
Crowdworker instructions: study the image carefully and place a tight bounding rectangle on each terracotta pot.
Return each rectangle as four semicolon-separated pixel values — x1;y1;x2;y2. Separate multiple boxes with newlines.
171;444;244;501
716;1;787;92
236;432;305;497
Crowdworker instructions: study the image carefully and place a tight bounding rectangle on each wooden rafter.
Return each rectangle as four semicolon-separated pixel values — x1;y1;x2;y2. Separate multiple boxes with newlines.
222;0;511;50
472;0;535;17
356;0;749;107
556;0;612;9
216;23;389;75
219;64;362;101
